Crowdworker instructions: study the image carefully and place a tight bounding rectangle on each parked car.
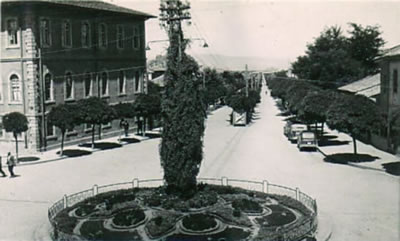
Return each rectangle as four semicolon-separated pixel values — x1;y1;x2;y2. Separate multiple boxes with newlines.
288;124;308;143
284;122;292;137
297;131;318;151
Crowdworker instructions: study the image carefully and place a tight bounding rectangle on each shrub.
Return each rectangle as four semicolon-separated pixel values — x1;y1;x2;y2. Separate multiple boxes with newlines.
233;208;241;217
182;213;217;231
113;208;145;227
232;199;263;213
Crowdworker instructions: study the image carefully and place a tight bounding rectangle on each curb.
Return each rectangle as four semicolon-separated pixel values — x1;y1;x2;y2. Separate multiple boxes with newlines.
315;212;333;241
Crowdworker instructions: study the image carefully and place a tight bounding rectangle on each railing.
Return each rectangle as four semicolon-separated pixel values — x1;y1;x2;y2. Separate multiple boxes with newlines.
48;177;317;241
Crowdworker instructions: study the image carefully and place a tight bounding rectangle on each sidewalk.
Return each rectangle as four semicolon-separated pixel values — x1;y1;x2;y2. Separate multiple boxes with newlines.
0;132;154;167
316;126;400;175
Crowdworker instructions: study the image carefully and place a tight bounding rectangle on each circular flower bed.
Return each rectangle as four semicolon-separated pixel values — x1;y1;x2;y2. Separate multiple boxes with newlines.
50;183;317;241
181;213;218;232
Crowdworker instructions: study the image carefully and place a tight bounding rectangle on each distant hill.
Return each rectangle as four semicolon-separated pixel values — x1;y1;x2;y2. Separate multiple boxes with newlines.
190;54;290;72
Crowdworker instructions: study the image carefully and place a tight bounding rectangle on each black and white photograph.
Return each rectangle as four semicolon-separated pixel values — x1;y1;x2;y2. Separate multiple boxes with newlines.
0;0;399;240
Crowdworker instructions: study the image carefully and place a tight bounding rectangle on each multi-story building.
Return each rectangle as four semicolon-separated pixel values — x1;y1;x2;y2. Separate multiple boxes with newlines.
0;0;154;152
378;44;400;154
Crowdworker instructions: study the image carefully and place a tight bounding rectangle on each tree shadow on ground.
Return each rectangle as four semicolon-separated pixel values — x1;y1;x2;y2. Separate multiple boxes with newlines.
382;162;400;176
120;137;141;143
276;111;291;117
57;149;92;158
17;156;40;162
318;138;350;147
324;153;379;164
145;133;162;139
320;135;338;140
79;142;122;150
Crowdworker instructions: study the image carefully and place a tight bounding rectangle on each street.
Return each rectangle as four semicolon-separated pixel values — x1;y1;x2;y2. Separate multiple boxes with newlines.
0;85;399;241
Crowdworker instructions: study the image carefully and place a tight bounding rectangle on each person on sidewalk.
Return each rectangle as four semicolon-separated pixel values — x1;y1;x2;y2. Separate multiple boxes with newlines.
123;120;129;137
0;155;7;177
6;152;17;177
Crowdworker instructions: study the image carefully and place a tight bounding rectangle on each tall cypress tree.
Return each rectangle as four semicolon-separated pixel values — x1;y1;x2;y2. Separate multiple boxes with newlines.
159;0;207;195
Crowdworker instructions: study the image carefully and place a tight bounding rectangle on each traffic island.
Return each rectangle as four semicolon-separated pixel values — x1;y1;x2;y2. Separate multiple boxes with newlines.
49;178;319;241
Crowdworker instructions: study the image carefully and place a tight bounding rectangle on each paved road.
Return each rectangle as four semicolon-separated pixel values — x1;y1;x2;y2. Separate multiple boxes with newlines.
0;85;398;241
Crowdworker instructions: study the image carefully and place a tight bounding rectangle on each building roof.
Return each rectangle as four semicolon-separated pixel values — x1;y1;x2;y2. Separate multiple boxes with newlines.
150;74;165;87
379;44;400;59
1;0;155;18
338;73;380;101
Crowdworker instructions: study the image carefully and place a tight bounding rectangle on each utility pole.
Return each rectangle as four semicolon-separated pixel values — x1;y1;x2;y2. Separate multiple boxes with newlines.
159;0;191;63
245;64;249;97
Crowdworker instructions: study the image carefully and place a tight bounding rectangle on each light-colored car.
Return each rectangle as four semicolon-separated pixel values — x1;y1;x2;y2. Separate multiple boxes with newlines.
283;122;292;137
297;131;318;151
288;124;308;142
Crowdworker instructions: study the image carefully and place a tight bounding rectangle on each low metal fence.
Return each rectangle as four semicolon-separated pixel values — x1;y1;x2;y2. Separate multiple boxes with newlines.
48;177;317;241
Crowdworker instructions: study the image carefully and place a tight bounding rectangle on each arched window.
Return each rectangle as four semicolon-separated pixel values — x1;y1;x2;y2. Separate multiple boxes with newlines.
44;73;53;101
99;23;107;48
65;72;74;99
101;72;108;96
10;74;21;102
81;22;91;47
40;18;51;47
119;70;125;94
84;73;92;97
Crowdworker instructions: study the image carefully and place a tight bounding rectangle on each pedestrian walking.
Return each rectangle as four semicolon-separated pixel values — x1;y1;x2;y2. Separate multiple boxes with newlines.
0;155;7;177
6;152;17;177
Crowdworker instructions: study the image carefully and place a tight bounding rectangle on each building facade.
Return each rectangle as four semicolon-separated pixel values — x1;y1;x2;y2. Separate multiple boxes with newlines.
0;0;153;152
379;44;400;154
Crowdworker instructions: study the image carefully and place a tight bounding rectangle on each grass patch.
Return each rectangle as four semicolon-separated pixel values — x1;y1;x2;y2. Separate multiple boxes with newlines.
182;213;217;231
324;153;379;164
145;211;181;238
382;162;400;176
232;199;263;213
113;208;145;227
80;220;142;241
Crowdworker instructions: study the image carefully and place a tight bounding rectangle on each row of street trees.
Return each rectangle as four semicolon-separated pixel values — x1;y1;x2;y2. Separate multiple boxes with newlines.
48;94;162;155
268;77;384;154
291;23;385;85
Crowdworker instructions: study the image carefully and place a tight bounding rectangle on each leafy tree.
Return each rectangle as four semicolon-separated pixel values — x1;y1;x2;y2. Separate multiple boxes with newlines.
326;94;383;154
274;70;288;78
113;103;135;119
203;68;227;106
285;81;320;114
347;23;385;76
2;112;28;160
159;0;207;196
297;90;338;135
133;93;161;133
76;97;116;148
48;104;79;156
292;24;384;85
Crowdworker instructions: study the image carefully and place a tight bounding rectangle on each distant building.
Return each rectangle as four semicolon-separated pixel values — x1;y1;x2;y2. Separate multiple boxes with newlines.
0;0;154;152
378;44;400;154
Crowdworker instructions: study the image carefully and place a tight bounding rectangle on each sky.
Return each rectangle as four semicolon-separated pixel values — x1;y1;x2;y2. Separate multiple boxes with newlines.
112;0;400;69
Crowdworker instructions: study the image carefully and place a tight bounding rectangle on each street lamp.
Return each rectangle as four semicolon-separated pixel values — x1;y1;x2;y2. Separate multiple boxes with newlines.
145;38;209;51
